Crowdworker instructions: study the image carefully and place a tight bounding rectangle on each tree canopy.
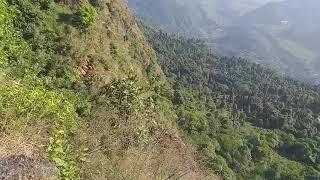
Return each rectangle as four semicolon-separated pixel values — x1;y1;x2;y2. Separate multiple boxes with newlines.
142;25;320;179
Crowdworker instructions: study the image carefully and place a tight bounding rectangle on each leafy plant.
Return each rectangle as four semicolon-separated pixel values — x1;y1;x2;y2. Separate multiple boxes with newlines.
0;82;88;179
0;0;30;71
78;2;97;28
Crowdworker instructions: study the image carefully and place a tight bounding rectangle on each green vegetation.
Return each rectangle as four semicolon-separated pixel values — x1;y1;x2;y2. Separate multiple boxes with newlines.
142;25;320;179
0;0;211;179
0;1;88;178
2;0;319;179
0;83;87;179
129;0;320;84
78;2;96;28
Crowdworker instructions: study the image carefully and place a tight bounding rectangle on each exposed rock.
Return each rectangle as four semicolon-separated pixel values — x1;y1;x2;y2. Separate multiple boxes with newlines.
0;155;57;180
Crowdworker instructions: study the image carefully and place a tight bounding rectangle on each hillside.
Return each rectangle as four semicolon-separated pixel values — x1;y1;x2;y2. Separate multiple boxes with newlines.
0;0;216;179
2;0;320;179
127;0;219;37
142;25;320;179
127;0;283;38
128;0;320;84
214;0;320;84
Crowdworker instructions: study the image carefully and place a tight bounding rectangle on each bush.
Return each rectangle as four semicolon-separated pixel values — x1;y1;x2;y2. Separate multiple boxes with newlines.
89;0;105;9
0;82;88;179
78;2;97;28
33;0;53;10
0;0;11;65
0;0;28;67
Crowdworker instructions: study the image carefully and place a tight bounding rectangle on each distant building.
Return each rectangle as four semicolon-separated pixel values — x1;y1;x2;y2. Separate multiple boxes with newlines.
281;20;289;25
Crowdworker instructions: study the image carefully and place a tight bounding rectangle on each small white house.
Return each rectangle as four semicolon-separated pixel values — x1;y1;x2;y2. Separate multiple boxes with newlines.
281;20;289;25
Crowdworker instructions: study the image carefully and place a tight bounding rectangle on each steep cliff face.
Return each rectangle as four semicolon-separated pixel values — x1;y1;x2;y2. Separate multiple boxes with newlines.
0;0;216;179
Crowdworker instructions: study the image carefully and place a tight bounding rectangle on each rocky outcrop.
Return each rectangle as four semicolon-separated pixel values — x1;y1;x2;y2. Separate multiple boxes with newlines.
0;155;57;180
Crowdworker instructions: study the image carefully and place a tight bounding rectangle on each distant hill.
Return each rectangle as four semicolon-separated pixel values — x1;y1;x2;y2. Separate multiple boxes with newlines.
128;0;320;84
127;0;219;37
214;0;320;83
127;0;283;37
239;0;320;29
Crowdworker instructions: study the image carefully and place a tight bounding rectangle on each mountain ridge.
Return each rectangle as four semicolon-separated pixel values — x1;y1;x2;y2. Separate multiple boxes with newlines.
128;0;320;84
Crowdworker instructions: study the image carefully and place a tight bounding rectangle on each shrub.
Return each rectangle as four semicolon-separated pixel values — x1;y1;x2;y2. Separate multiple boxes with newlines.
78;2;97;28
93;76;158;149
0;0;28;67
0;82;88;179
98;76;145;117
37;0;53;10
89;0;105;9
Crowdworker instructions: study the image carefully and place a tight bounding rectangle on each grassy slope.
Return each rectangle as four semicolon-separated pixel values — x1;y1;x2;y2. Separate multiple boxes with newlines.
0;0;217;179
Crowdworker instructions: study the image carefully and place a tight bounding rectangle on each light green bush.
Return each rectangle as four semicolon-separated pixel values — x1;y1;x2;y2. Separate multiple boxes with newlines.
0;82;87;179
78;2;97;28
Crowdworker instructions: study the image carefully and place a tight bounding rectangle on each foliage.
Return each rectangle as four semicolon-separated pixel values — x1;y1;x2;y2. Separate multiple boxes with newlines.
0;0;180;178
0;0;89;178
81;76;174;178
95;76;158;146
0;0;13;64
0;82;88;179
0;0;31;74
0;0;200;179
143;25;320;179
6;0;320;179
99;76;144;116
78;2;97;28
4;0;80;86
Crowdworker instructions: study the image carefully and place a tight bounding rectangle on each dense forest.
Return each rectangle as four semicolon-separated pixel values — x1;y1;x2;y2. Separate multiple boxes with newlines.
129;0;320;85
142;25;320;179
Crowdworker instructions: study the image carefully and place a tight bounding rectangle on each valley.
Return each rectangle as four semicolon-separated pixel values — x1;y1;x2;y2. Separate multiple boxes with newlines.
128;0;320;84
